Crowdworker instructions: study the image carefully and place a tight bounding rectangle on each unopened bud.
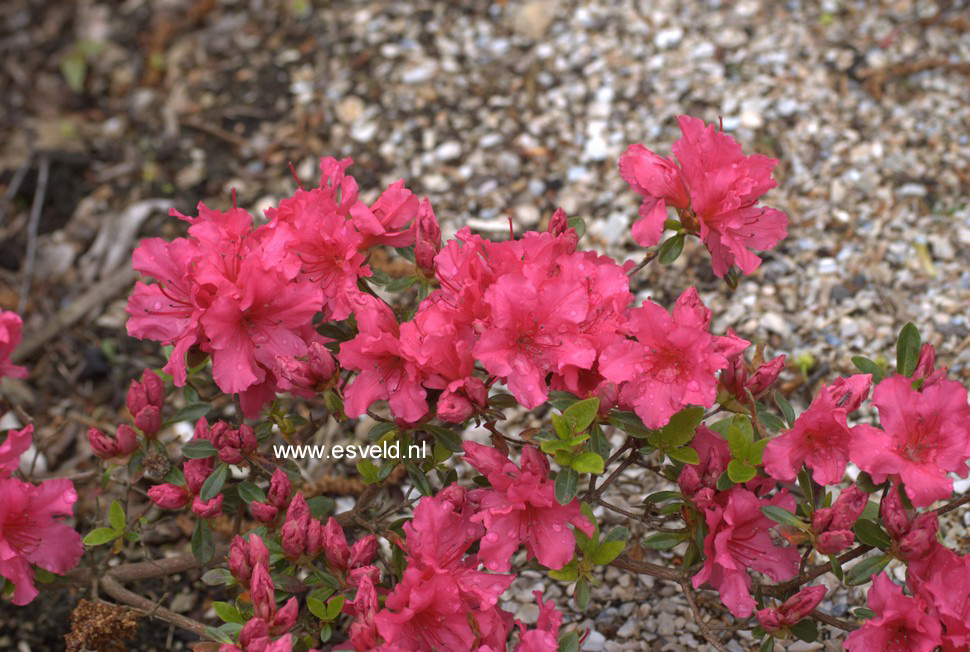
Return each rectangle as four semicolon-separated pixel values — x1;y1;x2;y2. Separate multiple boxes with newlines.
148;483;190;509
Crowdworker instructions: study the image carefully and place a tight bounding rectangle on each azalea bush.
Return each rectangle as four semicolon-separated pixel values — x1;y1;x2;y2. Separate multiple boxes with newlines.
2;115;969;651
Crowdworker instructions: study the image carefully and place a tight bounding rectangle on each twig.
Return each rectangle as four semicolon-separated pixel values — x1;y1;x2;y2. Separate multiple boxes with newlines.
810;608;857;632
19;154;48;314
627;248;658;276
10;267;137;363
0;151;33;227
679;577;730;652
101;575;210;639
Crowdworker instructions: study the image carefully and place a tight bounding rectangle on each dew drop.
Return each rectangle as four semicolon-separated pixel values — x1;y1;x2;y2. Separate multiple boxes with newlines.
485;532;499;543
551;523;563;532
152;301;163;311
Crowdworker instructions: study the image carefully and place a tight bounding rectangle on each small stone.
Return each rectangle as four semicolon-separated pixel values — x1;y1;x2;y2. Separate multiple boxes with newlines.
581;629;606;651
616;618;638;638
787;642;824;652
514;603;539;625
511;0;560;40
513;203;541;226
434;140;462;162
928;235;955;260
401;61;437;84
335;96;365;125
657;611;676;636
897;183;927;198
716;27;747;49
740;109;764;129
351;121;378;143
654;27;684;49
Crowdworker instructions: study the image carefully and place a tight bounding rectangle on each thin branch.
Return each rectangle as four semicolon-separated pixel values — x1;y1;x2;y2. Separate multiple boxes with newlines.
679;577;730;652
101;575;210;639
810;608;857;632
19;154;48;314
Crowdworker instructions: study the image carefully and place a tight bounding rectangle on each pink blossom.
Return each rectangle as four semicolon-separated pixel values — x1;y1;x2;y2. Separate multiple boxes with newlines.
844;573;942;652
851;374;970;507
692;488;800;618
413;198;441;276
0;476;83;605
350;179;420;248
756;585;827;633
463;443;594;571
600;287;748;429
721;353;786;404
821;373;872;413
147;483;190;510
127;369;165;426
810;486;867;554
0;310;27;379
348;573;380;651
339;296;428;423
763;379;863;486
677;425;730;500
251;469;291;522
88;425;138;460
907;545;970;651
229;533;270;587
281;493;322;560
618;144;690;246
0;425;33;476
515;591;563;652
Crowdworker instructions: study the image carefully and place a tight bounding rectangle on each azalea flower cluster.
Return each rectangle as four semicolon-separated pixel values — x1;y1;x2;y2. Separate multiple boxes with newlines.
0;312;83;606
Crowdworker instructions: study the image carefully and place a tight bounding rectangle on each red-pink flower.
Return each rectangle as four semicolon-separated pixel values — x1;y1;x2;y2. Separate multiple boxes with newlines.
763;376;871;486
851;374;970;507
599;287;747;429
350;179;421;249
339;296;428;423
0;476;83;605
756;585;827;633
0;310;28;379
0;425;32;476
463;443;594;572
692;488;800;618
515;591;563;652
907;545;970;651
844;573;942;652
620;116;788;277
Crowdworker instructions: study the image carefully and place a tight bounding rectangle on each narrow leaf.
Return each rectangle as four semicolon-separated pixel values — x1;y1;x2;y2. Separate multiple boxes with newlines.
199;463;228;502
554;468;579;505
896;322;920;377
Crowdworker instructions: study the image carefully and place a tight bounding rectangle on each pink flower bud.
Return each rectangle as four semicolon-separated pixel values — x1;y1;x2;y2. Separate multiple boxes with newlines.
229;537;252;583
126;379;149;420
192;493;224;519
88;427;119;459
347;564;380;588
548;207;569;236
755;607;784;633
437;391;474;423
914;343;936;379
897;512;939;560
250;501;279;522
348;535;377;569
218;446;244;465
811;506;834;533
880;486;911;539
677;464;702;497
115;424;139;456
321;518;350;569
271;597;298;633
348;574;379;650
829;486;867;531
413;198;441;276
250;564;276;623
747;354;786;398
184;457;214;495
816;530;854;555
148;483;190;509
239;618;270;648
778;585;827;624
720;356;749;402
307;343;337;384
281;494;310;559
209;421;232;449
306;518;324;557
133;406;161;437
267;469;291;509
593;380;619;416
194;417;211;441
141;369;165;409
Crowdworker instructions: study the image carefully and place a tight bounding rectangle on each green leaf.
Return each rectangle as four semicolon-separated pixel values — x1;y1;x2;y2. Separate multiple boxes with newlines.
213;601;245;624
773;391;795;428
204;626;235;644
558;631;580;652
551;414;571;439
727;459;756;483
851;355;884;384
554;468;579;505
424;424;462;453
567;216;586;239
307;496;336;519
166;402;212;426
191;518;214;564
570;452;604;474
357;459;380;484
394;246;416;263
658;233;686;265
199;464;228;502
385;276;417;292
319;596;343;621
715;471;735;490
603;526;628;543
760;506;805;529
591;540;625;565
607;411;651;438
852;607;876;620
644;491;684;504
788;618;818;643
666;446;699;465
896;322;920;377
562;397;600;434
829;555;844;582
60;52;87;94
855;471;883;493
845;554;890;586
182;439;218;459
488;393;518;409
548;560;579;582
237;482;267;504
574;577;590;611
642;532;687;550
589;423;611;460
797;468;816;510
202;568;233;586
657;406;705;449
853;519;892;550
756;410;786;433
109;500;126;532
83;527;120;546
759;636;774;652
367;422;397;442
404;461;433;497
307;596;328;620
748;438;770;466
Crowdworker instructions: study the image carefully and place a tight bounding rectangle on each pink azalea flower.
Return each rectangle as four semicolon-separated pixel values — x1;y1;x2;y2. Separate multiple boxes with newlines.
599;287;748;429
619;116;788;277
0;310;27;379
763;376;870;486
907;545;970;651
0;476;83;605
756;585;827;633
851;374;970;507
463;443;594;572
721;353;786;404
515;591;563;652
0;425;33;476
692;488;800;618
350;179;421;248
201;256;321;400
338;296;428;423
677;425;730;501
844;573;942;652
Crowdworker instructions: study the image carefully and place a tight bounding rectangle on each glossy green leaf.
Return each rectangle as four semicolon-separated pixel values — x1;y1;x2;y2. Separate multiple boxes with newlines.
658;233;686;265
853;519;892;550
727;459;756;483
570;452;604;474
213;601;245;624
845;554;891;586
109;500;126;532
642;532;687;550
199;463;228;502
896;322;920;377
760;506;805;529
562;397;600;434
554;468;579;505
83;527;119;546
666;446;699;465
